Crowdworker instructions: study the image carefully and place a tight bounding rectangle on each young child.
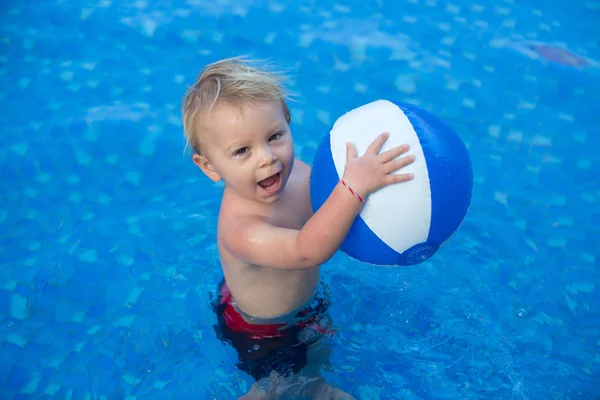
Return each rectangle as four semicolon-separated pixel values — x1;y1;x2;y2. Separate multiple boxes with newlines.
181;57;415;399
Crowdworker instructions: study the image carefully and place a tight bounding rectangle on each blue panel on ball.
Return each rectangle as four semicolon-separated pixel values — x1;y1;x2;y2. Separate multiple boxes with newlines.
341;214;405;265
398;102;473;245
309;133;339;213
402;241;440;265
344;219;442;266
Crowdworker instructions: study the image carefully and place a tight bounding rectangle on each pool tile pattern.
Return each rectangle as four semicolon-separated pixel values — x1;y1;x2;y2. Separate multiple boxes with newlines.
1;0;599;398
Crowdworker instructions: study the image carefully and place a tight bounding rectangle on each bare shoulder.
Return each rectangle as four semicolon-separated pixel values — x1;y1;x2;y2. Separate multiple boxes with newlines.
294;157;311;175
217;196;307;270
284;158;313;216
218;190;263;241
288;158;311;193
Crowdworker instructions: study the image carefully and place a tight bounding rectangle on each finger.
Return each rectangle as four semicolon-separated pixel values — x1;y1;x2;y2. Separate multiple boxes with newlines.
384;172;414;185
383;154;415;174
346;141;357;161
365;132;389;155
379;143;410;162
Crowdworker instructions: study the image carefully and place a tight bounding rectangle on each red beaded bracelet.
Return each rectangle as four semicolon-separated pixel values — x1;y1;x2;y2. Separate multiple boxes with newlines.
340;179;365;203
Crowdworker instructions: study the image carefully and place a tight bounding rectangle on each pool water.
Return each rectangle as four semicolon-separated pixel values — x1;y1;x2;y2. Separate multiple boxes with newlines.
1;0;599;399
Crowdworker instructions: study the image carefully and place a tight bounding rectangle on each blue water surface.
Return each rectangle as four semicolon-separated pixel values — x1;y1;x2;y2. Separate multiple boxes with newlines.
1;0;599;399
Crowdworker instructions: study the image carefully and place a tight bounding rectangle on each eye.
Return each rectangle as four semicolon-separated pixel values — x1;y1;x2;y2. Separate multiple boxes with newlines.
233;147;248;156
268;132;282;142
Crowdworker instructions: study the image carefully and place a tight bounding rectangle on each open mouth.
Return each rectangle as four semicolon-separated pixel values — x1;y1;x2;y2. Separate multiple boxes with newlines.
258;173;282;193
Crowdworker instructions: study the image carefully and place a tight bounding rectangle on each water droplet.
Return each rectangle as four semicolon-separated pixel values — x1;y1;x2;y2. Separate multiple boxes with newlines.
252;345;261;351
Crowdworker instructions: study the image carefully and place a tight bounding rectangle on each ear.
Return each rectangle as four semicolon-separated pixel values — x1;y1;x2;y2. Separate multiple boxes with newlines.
192;154;222;182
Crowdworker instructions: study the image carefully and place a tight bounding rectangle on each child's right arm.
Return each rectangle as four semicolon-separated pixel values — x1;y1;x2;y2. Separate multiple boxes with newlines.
224;132;415;270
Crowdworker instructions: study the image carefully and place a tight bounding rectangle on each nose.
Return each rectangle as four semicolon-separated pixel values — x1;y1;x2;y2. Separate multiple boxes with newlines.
258;146;277;167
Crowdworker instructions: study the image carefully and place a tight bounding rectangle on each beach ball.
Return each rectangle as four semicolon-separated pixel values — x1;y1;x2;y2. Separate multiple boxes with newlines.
309;100;473;266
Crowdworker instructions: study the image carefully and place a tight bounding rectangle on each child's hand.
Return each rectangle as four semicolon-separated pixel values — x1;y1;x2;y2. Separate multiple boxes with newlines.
342;132;414;199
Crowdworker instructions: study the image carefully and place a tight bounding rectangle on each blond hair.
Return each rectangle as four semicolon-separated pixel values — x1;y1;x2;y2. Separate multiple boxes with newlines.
181;56;292;154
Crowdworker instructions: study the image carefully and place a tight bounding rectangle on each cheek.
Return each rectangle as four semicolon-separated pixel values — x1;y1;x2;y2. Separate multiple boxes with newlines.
215;159;242;179
283;136;295;154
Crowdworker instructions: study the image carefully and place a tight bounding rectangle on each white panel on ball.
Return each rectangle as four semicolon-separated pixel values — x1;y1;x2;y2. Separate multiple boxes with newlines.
329;100;432;253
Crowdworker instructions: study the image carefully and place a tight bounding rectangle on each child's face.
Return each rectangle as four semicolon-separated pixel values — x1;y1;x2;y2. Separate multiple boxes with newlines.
194;100;295;203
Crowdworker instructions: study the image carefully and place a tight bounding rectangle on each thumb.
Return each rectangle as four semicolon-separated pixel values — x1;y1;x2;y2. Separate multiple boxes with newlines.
346;142;357;161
